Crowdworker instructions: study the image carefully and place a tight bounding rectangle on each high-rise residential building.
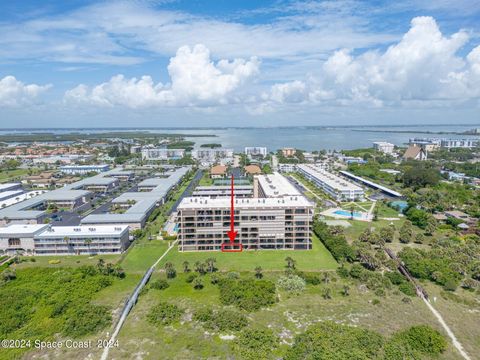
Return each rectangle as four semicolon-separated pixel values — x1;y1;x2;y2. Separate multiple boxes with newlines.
176;196;313;251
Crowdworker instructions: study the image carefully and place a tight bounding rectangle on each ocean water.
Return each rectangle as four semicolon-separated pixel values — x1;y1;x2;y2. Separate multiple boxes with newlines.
0;125;478;151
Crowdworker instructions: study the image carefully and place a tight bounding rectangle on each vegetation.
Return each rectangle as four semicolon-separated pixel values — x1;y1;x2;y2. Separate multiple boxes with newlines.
233;328;279;360
147;301;183;326
276;275;306;294
200;143;222;148
193;307;248;331
286;321;447;360
398;236;480;291
0;267;118;358
218;278;276;311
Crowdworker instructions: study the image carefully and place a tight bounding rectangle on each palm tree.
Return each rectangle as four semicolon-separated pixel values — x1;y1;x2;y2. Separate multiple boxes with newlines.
322;287;332;300
322;272;330;284
84;238;92;255
285;256;296;270
205;258;216;273
341;285;350;297
194;261;205;275
182;261;190;273
254;266;263;279
164;262;176;278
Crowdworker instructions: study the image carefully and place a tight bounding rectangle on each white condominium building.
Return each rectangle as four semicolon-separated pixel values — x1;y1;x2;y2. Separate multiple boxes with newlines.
373;141;394;154
297;164;364;201
141;148;185;160
191;148;234;163
254;172;300;198
176;196;314;251
440;139;478;149
0;224;129;256
245;147;268;157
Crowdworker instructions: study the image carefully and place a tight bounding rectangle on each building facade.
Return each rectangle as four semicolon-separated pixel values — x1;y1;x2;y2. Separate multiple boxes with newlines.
0;224;129;255
245;147;268;157
373;141;394;154
440;139;479;149
177;196;313;251
297;164;364;201
141;148;185;160
60;164;110;175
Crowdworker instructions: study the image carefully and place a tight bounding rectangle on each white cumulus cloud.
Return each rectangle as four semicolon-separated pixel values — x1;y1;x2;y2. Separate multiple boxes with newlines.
64;44;259;108
263;16;480;108
0;76;51;107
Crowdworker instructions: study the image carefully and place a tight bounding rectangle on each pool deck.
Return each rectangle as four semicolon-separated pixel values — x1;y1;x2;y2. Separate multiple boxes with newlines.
321;207;372;222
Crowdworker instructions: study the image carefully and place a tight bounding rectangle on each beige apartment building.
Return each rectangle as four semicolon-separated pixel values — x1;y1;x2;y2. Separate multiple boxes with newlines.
176;172;313;252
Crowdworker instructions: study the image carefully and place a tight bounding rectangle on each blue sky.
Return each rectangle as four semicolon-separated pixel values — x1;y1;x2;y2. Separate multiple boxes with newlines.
0;0;479;128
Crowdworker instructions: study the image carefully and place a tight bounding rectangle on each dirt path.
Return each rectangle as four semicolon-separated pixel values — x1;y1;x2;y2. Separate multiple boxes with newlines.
421;296;471;360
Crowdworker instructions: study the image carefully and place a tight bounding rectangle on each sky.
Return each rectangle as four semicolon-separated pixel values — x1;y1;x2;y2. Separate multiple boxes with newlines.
0;0;479;128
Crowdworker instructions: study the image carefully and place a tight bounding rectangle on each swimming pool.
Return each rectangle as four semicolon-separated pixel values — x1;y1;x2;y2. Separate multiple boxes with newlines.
333;210;363;218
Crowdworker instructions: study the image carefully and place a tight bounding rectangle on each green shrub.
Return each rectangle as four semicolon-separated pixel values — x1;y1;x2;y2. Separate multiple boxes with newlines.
193;307;248;331
298;272;321;285
186;273;198;283
147;302;183;326
285;321;384;360
151;279;169;290
385;325;447;358
233;328;278;360
398;282;416;297
63;304;111;337
276;275;306;294
218;279;276;311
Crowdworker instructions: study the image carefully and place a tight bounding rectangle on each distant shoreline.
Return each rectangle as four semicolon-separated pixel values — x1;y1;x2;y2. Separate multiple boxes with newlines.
0;123;478;132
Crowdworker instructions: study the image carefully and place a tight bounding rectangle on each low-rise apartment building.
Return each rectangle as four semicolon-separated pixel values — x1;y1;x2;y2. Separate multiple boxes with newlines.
60;164;110;175
245;147;267;157
297;164;364;201
191;148;233;164
373;141;395;154
141;148;185;160
441;138;479;149
0;224;129;256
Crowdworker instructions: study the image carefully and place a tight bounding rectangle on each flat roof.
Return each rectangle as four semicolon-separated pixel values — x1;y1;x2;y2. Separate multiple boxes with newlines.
82;167;190;224
178;195;313;210
256;172;300;197
0;183;21;192
339;171;402;197
37;225;128;237
298;164;363;192
0;224;50;236
0;167;129;220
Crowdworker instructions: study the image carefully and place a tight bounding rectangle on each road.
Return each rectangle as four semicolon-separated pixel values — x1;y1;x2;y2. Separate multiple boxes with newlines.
169;169;202;215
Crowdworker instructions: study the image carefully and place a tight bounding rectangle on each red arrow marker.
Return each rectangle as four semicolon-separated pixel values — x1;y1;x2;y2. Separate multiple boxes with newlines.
226;174;237;244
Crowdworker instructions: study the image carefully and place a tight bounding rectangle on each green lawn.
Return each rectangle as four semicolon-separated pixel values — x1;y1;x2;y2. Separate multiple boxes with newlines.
159;233;337;272
0;168;29;182
14;254;121;269
120;240;170;273
198;171;213;186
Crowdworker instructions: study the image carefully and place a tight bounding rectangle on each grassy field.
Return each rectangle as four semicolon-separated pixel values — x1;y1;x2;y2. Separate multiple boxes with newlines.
15;254;121;269
120;240;170;273
158;233;338;272
0;168;30;182
100;272;465;360
198;171;213;186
